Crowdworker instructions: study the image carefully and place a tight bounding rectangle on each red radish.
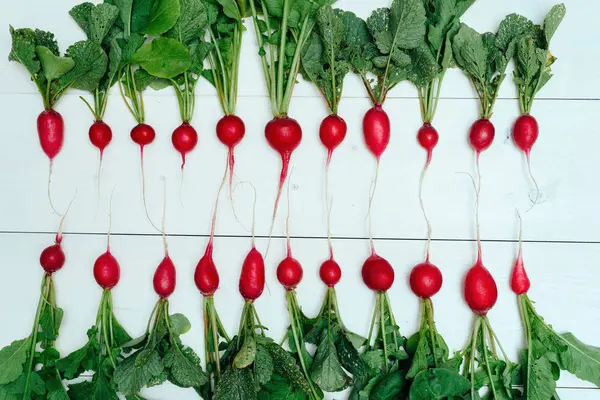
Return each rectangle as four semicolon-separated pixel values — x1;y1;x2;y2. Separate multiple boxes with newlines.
464;257;498;315
89;120;113;158
513;115;539;157
172;122;198;169
239;247;265;301
319;259;341;287
195;246;219;296
469;118;495;155
417;123;439;165
277;254;303;291
362;253;394;292
362;105;390;160
265;116;302;244
511;212;531;295
217;114;246;188
131;123;156;149
154;256;176;298
38;109;64;160
320;114;347;164
94;252;120;290
410;262;443;299
40;244;65;274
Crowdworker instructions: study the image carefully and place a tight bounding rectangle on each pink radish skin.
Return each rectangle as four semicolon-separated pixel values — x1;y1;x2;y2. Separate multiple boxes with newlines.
362;253;394;292
513;115;539;157
417;123;439;165
464;257;498;315
319;259;341;287
94;251;120;290
320;114;347;164
277;254;303;291
469;118;495;154
172;122;198;169
130;123;156;150
239;247;265;301
38;109;64;160
511;251;530;295
89;120;112;158
362;105;390;160
40;243;65;274
153;256;176;298
410;262;443;299
195;244;220;297
217;115;245;186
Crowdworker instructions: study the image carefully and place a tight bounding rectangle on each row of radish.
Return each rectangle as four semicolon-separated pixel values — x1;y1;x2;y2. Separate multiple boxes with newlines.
5;0;591;399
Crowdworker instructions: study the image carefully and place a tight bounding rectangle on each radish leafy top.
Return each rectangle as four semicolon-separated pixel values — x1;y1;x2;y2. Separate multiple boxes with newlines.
354;0;427;105
249;0;335;117
9;26;107;110
507;4;566;115
410;0;474;123
202;0;246;116
300;6;358;115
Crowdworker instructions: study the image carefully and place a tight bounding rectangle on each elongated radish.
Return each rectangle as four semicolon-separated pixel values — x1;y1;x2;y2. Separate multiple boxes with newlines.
172;122;198;169
238;183;264;302
513;115;541;210
152;180;176;298
511;212;531;295
39;109;64;215
94;196;120;290
469;118;495;155
363;105;390;160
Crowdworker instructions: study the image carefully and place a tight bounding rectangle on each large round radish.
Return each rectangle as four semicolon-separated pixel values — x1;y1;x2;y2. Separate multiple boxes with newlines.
320;259;341;287
410;262;443;299
172;122;198;169
469;118;495;154
40;244;65;274
131;123;156;150
277;256;303;291
94;252;120;290
362;105;390;160
362;254;394;292
513;115;539;156
239;247;265;301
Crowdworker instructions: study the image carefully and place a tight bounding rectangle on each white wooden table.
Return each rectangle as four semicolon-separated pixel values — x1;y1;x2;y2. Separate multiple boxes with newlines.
0;0;598;398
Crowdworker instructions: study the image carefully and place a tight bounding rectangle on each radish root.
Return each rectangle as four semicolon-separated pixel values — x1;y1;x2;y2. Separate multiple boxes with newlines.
367;161;381;255
47;161;61;216
285;169;294;258
207;162;229;249
418;162;432;261
107;186;116;251
460;172;482;263
325;160;334;259
140;148;161;233
56;191;77;244
525;154;540;213
266;153;291;256
160;177;168;256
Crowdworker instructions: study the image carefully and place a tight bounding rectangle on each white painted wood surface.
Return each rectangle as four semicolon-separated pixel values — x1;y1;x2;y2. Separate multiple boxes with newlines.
0;0;598;398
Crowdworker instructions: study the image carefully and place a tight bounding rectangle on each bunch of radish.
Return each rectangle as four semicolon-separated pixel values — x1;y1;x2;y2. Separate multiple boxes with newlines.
509;5;565;210
113;181;207;396
249;0;322;249
511;213;600;396
9;26;107;214
0;207;73;398
56;200;133;397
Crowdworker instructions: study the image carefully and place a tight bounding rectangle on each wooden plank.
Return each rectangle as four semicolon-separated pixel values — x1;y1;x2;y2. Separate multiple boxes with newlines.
0;233;598;393
0;94;595;242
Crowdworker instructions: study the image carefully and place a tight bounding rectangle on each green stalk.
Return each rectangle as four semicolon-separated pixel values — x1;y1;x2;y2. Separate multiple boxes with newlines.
379;293;389;373
249;1;277;115
102;291;117;368
276;0;290;112
365;293;380;351
424;299;438;367
481;321;498;397
208;297;222;382
482;317;511;367
23;275;50;399
281;18;312;114
519;295;533;399
469;317;480;398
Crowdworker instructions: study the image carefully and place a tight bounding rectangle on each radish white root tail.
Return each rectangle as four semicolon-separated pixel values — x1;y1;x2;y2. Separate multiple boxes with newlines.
285;171;293;257
207;162;229;249
47;161;61;216
56;191;77;243
418;162;432;261
139;149;161;233
525;155;540;213
460;171;482;262
325;161;334;259
107;186;116;251
367;162;380;255
161;177;168;256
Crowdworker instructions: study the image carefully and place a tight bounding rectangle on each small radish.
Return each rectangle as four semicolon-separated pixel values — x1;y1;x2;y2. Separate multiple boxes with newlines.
38;110;64;160
239;247;265;301
89;120;113;159
277;254;303;291
511;212;531;295
217;114;246;189
363;105;390;160
265;116;302;249
362;253;394;292
94;197;120;290
195;246;219;297
320;114;347;165
409;262;443;299
513;114;541;210
417;123;439;166
320;259;341;287
469;118;495;155
172;122;198;169
153;179;176;298
130;123;160;231
39;196;74;274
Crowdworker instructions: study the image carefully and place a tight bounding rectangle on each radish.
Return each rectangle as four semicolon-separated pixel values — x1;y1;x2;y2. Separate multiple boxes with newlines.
320;115;347;165
249;0;318;252
319;259;341;288
239;247;265;302
152;179;176;299
505;6;565;210
93;194;120;289
409;262;442;299
362;254;394;293
172;122;198;170
217;115;245;190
